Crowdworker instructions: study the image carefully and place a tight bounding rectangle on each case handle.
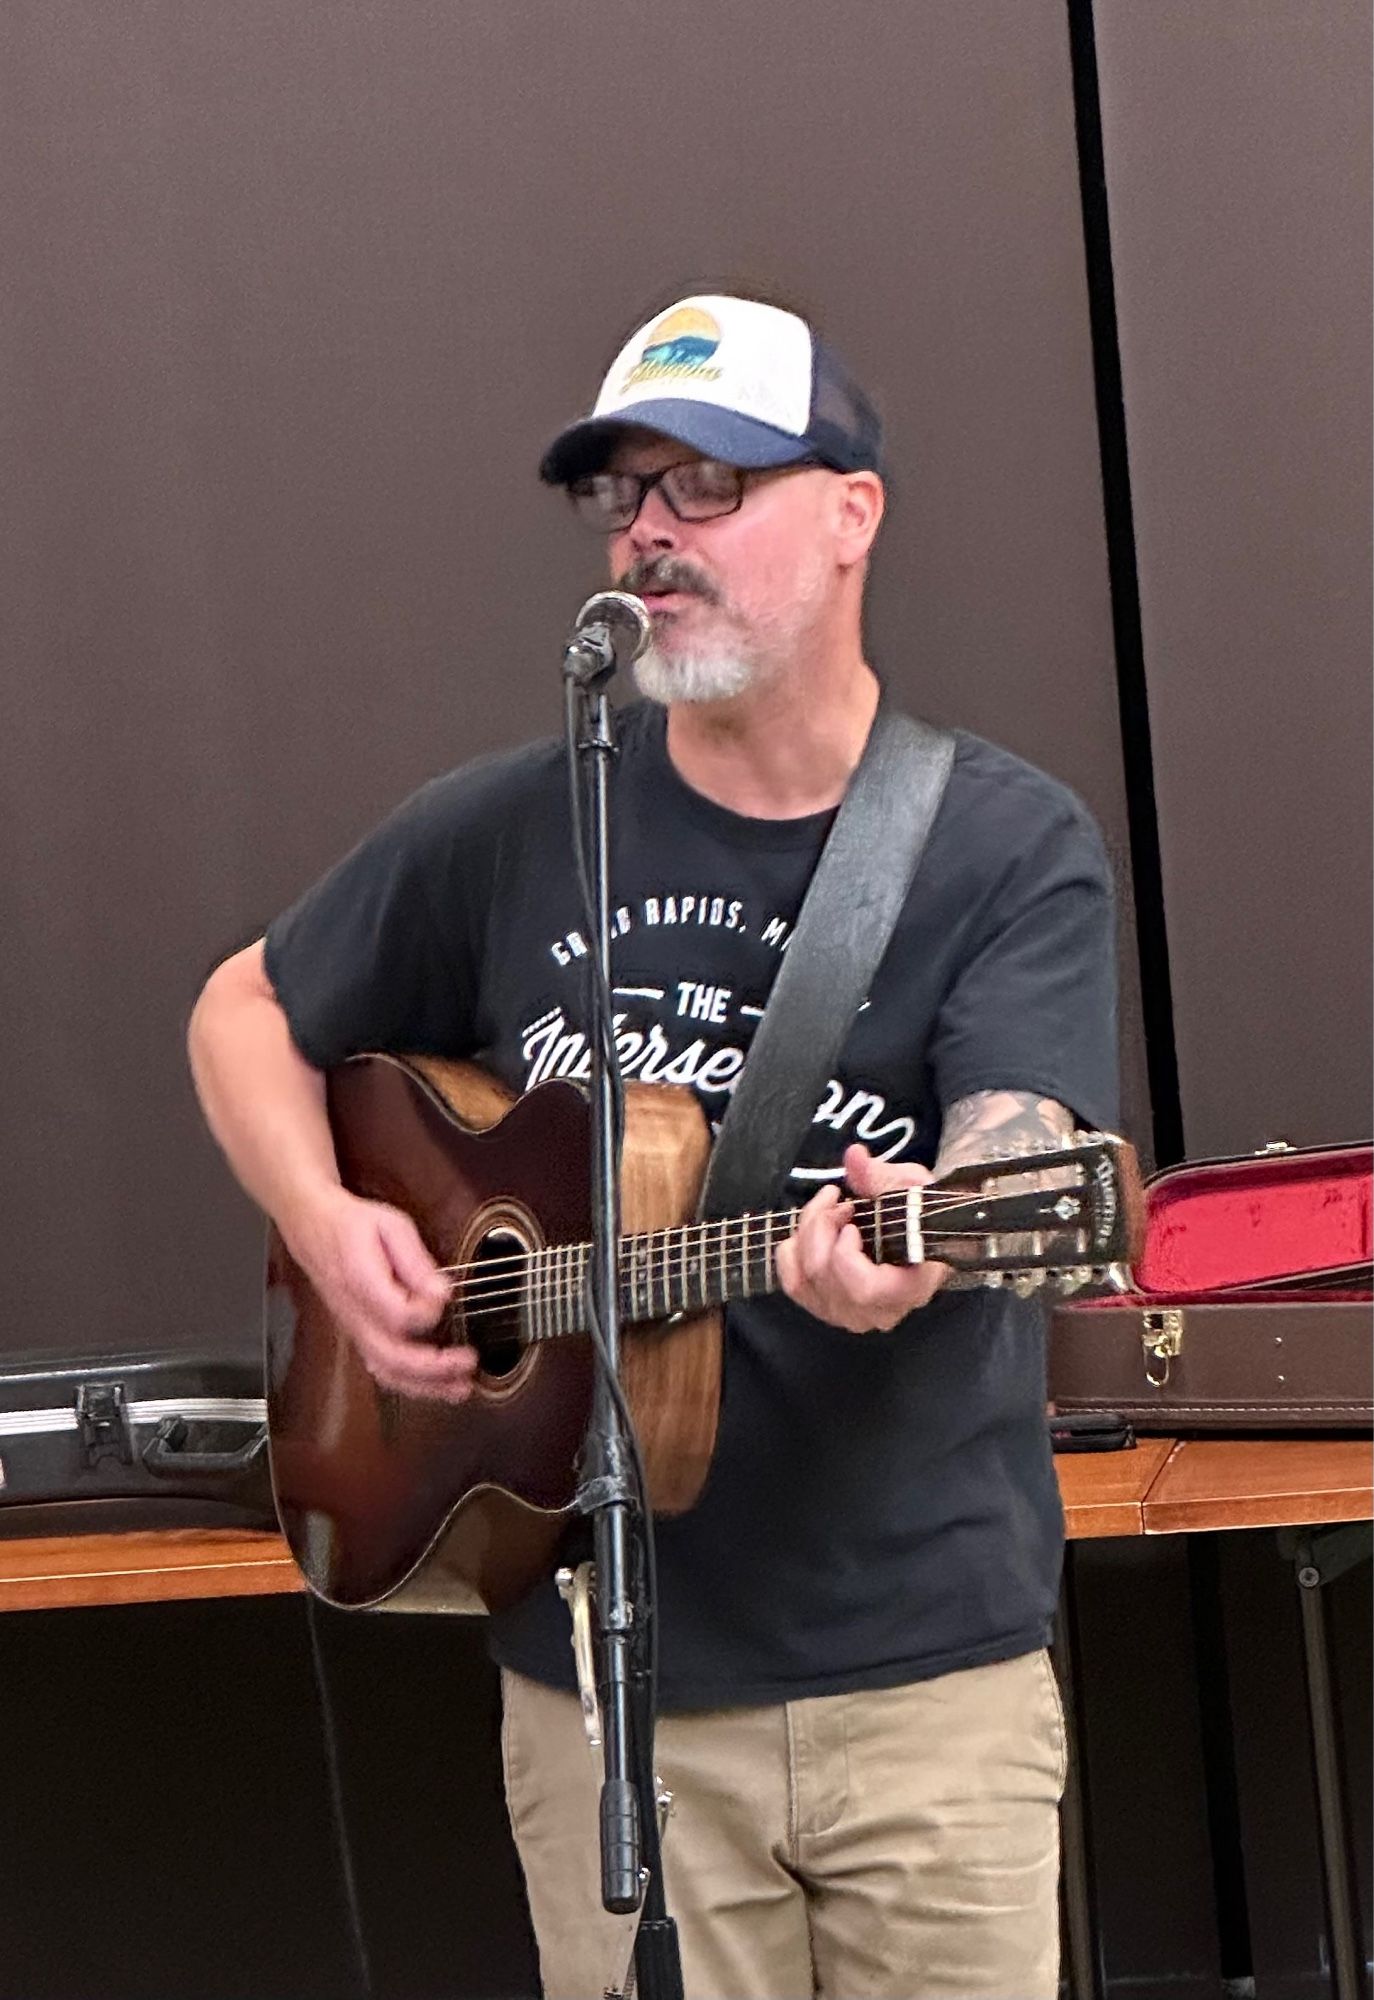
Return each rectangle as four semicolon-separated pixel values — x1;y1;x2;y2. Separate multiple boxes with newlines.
143;1415;268;1475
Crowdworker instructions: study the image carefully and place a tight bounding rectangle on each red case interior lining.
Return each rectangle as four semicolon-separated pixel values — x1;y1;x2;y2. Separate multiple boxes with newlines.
1131;1146;1372;1298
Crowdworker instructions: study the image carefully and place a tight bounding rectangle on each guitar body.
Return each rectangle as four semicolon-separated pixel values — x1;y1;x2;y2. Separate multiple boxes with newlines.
265;1054;719;1614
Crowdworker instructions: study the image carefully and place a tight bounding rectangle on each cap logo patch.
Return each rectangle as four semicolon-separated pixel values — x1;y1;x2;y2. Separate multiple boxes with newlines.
620;305;723;391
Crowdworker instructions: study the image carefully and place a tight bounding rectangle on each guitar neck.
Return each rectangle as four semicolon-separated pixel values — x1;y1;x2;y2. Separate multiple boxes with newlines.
524;1175;1099;1340
526;1206;801;1342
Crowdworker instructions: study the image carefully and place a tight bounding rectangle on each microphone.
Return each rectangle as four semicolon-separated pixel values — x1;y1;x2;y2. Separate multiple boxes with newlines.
565;590;652;682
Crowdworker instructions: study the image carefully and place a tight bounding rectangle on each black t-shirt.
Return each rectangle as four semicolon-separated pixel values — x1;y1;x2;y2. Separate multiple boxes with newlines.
264;701;1118;1709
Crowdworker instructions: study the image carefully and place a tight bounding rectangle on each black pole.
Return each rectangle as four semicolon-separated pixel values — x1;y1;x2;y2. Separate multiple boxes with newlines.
562;630;682;2000
1065;0;1186;1170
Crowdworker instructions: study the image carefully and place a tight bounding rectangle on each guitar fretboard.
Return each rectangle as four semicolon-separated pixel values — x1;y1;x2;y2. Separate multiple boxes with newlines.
452;1165;1117;1349
512;1201;895;1344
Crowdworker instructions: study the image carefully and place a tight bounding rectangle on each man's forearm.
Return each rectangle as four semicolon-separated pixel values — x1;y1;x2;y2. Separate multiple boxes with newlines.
187;945;342;1243
934;1090;1075;1289
934;1090;1074;1175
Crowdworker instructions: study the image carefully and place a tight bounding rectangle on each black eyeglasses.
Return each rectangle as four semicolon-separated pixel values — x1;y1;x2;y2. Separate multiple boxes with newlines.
566;457;820;534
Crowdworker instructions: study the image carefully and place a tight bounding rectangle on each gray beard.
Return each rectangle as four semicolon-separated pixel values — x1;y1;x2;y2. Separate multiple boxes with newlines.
633;642;757;706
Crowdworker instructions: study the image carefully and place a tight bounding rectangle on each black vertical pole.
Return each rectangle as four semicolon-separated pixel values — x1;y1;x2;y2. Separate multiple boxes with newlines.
1065;0;1186;1169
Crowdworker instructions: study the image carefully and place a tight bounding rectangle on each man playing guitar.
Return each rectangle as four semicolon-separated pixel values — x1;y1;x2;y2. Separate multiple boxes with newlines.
189;293;1119;1998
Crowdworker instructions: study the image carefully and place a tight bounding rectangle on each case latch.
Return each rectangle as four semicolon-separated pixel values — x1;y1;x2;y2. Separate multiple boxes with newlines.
1142;1309;1185;1387
76;1382;133;1466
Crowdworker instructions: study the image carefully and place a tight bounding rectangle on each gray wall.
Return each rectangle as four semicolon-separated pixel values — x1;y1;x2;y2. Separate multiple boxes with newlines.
3;0;1149;1362
1095;0;1372;1155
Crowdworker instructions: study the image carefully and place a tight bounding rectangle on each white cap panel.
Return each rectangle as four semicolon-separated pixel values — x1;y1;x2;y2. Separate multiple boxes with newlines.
591;296;814;439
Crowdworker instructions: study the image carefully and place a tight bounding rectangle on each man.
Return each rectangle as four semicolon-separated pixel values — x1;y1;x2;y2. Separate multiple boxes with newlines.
188;293;1118;1999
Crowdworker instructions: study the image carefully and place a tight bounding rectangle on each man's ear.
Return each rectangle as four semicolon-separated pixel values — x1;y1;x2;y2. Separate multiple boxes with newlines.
833;471;885;568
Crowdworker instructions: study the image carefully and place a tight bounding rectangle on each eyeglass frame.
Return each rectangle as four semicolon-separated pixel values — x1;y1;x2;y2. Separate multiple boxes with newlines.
564;455;827;535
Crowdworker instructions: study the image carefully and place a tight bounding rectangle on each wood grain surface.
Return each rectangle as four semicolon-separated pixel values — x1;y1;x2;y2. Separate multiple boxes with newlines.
1054;1437;1177;1539
1142;1435;1374;1535
0;1527;305;1613
1;1438;1369;1610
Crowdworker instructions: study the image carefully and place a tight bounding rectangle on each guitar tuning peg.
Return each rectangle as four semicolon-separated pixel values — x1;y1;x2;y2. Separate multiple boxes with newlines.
1011;1270;1046;1298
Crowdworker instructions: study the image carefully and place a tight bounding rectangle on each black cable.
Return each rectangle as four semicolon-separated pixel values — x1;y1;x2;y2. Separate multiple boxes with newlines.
562;684;662;1710
303;1594;375;1999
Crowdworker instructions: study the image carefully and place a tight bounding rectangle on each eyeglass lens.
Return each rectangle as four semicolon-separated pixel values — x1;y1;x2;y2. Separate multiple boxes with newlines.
569;460;746;531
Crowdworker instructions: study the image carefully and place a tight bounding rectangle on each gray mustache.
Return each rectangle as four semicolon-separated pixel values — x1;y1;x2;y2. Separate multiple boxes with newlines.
617;556;721;606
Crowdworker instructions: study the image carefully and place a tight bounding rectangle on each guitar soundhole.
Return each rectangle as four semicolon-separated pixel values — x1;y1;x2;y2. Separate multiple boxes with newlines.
465;1225;529;1379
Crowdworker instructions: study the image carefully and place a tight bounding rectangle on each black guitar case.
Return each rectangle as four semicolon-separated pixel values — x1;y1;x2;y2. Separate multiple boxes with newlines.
0;1346;274;1536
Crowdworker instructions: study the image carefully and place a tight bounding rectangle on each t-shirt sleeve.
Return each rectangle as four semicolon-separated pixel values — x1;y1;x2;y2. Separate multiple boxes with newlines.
262;772;488;1070
926;794;1120;1131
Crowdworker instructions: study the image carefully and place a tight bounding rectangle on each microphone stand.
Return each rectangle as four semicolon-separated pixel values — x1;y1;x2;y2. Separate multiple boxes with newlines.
562;617;683;2000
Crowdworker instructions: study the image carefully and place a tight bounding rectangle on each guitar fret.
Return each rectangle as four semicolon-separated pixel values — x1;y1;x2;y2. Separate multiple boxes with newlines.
741;1214;752;1298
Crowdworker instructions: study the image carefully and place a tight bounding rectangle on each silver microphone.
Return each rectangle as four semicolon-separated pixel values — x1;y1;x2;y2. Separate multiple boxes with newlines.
572;590;653;669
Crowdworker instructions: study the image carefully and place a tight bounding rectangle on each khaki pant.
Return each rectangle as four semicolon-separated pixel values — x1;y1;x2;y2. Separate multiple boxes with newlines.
501;1650;1067;2000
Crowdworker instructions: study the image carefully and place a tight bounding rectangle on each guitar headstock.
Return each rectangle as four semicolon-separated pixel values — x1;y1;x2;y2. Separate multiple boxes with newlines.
920;1131;1144;1296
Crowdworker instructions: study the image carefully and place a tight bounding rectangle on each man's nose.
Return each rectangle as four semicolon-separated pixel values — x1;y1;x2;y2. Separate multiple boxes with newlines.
626;483;681;553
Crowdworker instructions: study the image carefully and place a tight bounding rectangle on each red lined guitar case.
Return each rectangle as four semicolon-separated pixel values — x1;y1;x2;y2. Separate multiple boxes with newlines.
1048;1142;1372;1431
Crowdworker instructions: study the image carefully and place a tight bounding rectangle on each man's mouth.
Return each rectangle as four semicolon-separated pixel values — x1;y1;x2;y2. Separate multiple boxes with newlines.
619;560;718;613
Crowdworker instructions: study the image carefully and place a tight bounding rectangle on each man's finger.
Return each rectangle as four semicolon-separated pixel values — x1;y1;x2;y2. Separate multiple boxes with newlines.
354;1321;478;1385
375;1206;450;1312
844;1143;934;1199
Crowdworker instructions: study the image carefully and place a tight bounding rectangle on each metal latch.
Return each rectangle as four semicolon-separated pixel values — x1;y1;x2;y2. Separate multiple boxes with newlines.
1142;1309;1185;1387
76;1382;133;1466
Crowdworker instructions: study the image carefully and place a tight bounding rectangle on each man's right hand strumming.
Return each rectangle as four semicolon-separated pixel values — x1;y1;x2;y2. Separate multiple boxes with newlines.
188;938;476;1405
281;1187;476;1404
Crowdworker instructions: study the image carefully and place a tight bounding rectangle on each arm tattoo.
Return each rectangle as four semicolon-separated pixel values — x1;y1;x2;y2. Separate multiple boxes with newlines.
934;1090;1074;1176
934;1092;1076;1289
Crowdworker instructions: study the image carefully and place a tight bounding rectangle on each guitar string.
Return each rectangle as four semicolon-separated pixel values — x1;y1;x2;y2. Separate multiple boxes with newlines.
437;1211;1082;1311
429;1184;1069;1285
446;1219;1087;1327
439;1212;1082;1309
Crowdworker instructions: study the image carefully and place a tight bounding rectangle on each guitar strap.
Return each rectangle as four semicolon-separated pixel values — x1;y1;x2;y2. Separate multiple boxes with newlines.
697;704;956;1221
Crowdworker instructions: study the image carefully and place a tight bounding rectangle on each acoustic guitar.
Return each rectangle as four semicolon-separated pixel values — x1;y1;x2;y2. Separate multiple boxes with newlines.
265;1053;1143;1615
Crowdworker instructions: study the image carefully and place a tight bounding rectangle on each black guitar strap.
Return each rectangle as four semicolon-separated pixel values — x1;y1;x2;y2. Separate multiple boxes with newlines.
698;705;957;1221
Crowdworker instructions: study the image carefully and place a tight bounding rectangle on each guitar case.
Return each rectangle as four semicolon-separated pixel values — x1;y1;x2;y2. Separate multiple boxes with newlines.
0;1346;274;1535
1048;1141;1373;1431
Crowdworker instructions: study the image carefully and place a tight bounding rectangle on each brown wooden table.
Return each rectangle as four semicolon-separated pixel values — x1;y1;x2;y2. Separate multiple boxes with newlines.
0;1436;1366;1614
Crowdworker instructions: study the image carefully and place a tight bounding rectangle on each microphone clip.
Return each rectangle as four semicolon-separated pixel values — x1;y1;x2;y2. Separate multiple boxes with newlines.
564;621;618;687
